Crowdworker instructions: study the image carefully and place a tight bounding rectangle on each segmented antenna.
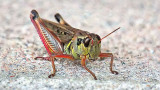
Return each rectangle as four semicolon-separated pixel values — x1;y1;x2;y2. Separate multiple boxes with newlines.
98;27;120;43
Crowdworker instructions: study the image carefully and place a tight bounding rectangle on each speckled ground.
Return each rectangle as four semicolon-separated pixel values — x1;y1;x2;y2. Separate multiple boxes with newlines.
0;0;160;89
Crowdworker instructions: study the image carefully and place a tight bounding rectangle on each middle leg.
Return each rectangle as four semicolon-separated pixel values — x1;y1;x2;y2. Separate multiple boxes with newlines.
48;56;56;78
35;54;74;78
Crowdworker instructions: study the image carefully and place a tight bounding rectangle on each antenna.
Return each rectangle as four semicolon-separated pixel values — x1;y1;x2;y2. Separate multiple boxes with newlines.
98;27;120;43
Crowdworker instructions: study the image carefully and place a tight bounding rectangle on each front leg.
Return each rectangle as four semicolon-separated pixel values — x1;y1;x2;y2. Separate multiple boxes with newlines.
99;53;118;75
81;56;97;80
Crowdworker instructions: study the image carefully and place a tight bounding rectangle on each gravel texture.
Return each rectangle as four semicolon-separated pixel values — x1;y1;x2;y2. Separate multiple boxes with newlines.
0;0;160;89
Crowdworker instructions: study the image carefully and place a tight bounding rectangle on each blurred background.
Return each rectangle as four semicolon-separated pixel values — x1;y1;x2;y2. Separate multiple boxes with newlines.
0;0;160;89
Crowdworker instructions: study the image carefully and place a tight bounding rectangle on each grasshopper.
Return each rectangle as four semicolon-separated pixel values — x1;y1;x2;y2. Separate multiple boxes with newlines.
30;10;120;80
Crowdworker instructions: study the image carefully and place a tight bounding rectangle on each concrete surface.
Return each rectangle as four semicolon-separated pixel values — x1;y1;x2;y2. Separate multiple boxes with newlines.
0;0;160;89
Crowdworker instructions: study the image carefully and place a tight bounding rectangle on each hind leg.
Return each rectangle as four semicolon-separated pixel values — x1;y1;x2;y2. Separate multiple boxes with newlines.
54;13;71;26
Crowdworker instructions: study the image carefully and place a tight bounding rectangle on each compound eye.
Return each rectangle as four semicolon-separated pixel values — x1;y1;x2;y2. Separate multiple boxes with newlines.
83;37;91;47
77;38;82;45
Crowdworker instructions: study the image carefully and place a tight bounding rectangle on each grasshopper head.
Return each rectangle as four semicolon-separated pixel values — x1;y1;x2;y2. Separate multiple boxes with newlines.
70;33;101;60
77;37;91;48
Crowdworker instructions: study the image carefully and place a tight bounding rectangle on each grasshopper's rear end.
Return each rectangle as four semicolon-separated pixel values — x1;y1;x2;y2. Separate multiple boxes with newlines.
30;10;119;80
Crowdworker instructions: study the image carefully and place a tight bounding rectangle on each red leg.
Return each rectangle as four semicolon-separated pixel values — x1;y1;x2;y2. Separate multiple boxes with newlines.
48;56;56;78
34;54;74;61
99;53;118;75
81;56;97;80
35;57;50;61
46;54;74;78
